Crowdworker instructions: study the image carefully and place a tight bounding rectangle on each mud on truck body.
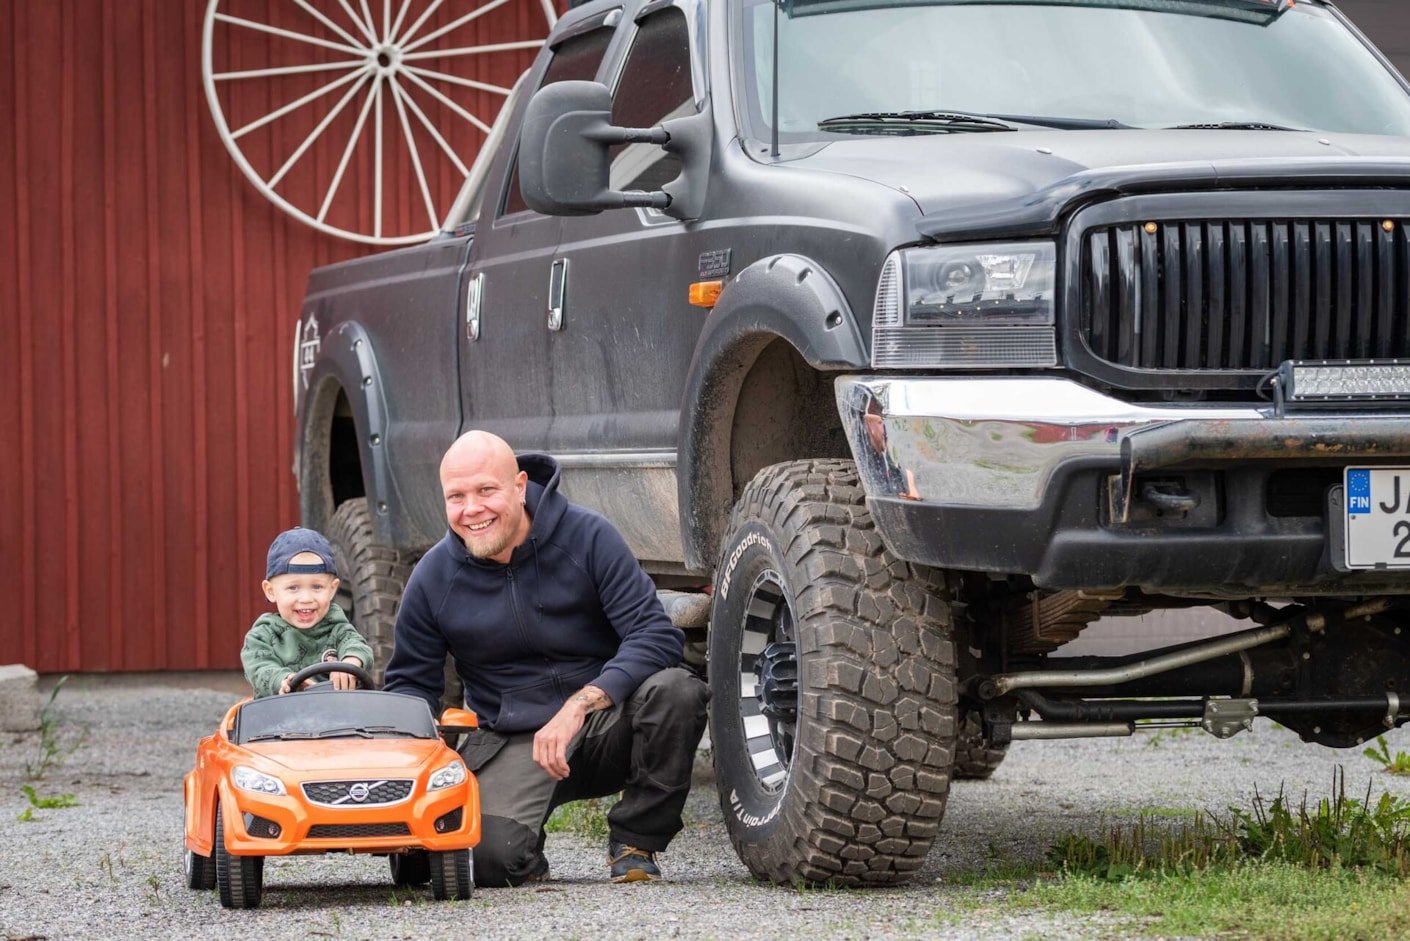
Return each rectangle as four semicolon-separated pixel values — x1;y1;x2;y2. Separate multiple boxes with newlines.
295;0;1410;885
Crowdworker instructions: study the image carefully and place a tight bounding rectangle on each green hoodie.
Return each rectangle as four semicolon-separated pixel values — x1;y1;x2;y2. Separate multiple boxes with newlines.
240;603;374;698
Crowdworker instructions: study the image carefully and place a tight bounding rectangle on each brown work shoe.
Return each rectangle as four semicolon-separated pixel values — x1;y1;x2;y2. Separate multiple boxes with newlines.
608;840;661;883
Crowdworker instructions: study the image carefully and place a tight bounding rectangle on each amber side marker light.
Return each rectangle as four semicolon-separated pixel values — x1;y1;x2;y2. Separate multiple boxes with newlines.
689;280;723;308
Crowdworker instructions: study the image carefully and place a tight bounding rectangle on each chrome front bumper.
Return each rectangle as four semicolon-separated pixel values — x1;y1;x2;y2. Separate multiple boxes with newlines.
835;376;1410;592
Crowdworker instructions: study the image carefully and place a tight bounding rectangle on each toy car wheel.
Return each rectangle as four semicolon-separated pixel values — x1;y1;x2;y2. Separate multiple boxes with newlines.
184;842;216;891
428;848;472;900
214;804;264;909
390;850;431;887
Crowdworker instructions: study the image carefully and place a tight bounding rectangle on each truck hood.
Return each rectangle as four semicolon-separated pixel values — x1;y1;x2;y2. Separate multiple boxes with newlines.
793;129;1410;237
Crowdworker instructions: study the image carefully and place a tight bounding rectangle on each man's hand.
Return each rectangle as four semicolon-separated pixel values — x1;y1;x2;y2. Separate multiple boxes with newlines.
533;685;612;780
329;656;364;691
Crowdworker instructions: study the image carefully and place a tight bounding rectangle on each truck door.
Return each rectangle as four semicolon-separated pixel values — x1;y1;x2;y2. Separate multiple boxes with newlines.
536;3;705;563
457;14;622;452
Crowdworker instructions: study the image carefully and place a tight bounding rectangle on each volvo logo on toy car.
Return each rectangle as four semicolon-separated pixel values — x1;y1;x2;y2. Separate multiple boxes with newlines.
348;782;371;802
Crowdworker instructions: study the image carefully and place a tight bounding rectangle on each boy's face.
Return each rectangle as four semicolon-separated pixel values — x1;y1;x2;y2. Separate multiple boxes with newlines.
261;551;339;629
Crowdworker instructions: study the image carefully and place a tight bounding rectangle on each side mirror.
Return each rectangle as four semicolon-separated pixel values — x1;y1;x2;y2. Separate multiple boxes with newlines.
437;707;479;734
518;80;672;216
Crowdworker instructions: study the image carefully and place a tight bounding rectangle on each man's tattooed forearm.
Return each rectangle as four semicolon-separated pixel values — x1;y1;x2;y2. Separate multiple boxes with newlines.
569;685;612;712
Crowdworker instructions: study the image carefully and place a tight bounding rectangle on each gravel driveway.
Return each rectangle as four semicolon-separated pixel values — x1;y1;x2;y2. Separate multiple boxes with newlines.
3;678;1410;940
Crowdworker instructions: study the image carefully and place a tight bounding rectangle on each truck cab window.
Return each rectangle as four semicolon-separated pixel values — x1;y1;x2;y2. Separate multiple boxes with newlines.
501;24;617;217
610;7;696;194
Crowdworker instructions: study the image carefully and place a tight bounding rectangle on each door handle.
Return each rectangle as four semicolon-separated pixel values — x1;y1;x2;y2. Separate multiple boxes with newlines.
466;272;484;341
547;258;568;331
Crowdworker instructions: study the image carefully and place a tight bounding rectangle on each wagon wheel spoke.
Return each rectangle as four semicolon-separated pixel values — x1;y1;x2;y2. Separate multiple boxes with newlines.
401;40;545;61
394;0;448;47
403;65;510;96
389;76;442;231
268;69;373;189
232;67;369;140
402;0;517;54
387;0;416;47
213;12;366;55
394;80;471;177
319;75;383;223
288;0;370;51
213;60;367;81
334;0;380;44
401;68;491;135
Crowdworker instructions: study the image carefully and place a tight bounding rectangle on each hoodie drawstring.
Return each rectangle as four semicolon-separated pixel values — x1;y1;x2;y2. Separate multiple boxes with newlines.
531;536;544;617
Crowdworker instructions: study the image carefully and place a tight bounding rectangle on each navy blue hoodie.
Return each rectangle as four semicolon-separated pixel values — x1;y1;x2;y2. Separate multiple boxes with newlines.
383;453;683;731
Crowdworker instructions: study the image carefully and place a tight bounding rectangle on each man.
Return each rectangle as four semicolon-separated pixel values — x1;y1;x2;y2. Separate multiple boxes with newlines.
384;431;709;886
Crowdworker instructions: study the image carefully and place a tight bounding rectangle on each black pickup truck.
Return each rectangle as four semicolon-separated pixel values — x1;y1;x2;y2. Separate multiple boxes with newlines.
295;0;1410;886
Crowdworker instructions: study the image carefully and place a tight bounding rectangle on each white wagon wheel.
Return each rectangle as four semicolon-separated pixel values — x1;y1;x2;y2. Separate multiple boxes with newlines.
202;0;558;245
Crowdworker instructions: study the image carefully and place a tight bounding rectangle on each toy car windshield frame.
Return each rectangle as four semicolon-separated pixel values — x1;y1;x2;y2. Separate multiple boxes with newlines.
232;690;438;745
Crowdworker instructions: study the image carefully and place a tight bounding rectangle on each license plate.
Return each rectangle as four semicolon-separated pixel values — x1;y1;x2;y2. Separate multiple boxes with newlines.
1344;467;1410;568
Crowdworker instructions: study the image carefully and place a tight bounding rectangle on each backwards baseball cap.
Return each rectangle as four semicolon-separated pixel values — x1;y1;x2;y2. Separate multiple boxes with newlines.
265;527;338;580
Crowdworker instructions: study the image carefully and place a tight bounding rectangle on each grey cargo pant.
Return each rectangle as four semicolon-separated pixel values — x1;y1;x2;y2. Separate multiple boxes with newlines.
458;667;709;887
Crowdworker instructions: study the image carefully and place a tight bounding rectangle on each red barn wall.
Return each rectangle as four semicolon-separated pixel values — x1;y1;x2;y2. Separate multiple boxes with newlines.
1;0;545;672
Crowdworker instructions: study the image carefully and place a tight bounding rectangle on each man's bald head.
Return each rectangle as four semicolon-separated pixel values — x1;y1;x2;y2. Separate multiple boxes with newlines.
441;430;518;483
440;430;531;563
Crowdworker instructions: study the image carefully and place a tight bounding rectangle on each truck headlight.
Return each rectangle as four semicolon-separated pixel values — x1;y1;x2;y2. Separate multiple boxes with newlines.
428;760;467;791
872;242;1058;368
232;765;286;796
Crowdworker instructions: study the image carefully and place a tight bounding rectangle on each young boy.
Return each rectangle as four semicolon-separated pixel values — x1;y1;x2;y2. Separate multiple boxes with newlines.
241;527;374;698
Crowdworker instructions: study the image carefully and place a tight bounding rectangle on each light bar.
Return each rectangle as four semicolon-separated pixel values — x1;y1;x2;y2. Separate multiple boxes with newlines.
1280;360;1410;406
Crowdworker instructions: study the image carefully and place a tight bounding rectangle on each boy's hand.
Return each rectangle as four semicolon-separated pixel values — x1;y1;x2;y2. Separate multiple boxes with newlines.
329;656;364;691
278;673;296;695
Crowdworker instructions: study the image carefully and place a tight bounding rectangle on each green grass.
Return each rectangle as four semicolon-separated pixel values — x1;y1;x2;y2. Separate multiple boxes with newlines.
1016;863;1410;941
544;796;615;840
16;783;78;821
936;770;1410;941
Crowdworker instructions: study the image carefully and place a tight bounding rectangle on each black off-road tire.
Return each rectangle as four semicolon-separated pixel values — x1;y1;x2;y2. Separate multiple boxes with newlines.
952;710;1008;780
327;498;463;709
428;849;473;900
709;459;959;886
214;805;264;909
390;850;432;887
328;498;416;684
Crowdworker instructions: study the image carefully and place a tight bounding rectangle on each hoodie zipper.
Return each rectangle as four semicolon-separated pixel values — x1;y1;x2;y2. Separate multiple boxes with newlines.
504;565;561;696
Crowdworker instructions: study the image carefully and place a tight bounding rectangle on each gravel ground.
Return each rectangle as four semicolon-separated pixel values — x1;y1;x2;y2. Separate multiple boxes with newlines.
3;679;1410;941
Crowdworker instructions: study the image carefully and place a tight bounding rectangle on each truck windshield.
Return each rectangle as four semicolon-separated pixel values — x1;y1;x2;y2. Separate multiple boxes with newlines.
738;0;1410;141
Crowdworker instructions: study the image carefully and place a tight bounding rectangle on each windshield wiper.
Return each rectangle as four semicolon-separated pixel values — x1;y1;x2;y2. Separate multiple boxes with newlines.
1170;121;1304;131
247;731;316;742
818;110;1017;135
314;725;419;739
985;113;1133;130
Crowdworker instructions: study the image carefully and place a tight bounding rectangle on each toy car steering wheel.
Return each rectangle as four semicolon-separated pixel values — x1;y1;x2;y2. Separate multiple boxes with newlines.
284;662;377;693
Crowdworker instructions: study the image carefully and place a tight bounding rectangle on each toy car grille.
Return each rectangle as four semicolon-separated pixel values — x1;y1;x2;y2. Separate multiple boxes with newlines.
301;779;414;806
307;822;412;839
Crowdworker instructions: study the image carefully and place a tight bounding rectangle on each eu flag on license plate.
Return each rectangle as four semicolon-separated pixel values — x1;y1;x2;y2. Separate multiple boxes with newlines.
1347;469;1372;515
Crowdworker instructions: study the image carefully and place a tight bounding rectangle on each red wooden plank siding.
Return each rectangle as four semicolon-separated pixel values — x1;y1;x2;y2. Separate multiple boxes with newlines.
2;0;547;672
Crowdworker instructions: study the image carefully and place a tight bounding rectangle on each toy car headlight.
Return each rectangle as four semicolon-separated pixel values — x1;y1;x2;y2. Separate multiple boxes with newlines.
428;760;467;791
232;765;287;796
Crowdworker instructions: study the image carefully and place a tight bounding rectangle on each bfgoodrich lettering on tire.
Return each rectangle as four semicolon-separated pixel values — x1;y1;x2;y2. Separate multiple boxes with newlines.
709;459;959;886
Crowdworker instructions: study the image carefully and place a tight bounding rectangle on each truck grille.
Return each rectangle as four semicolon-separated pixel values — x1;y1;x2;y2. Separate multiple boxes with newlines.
1081;219;1410;371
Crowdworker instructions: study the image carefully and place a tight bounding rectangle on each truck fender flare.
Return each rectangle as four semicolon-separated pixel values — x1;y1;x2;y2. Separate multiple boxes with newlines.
677;253;868;572
297;319;402;540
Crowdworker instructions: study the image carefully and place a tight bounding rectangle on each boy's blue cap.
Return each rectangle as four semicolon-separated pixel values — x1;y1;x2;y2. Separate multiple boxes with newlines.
265;528;337;580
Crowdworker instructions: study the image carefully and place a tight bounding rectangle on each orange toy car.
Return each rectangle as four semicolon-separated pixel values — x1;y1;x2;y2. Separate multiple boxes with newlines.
182;662;480;908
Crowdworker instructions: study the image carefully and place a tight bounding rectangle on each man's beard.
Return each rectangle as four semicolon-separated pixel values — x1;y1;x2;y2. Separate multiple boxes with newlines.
465;528;515;560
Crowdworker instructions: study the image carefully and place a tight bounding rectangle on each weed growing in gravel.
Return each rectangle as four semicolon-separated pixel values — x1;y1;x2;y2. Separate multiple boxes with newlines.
1363;735;1410;775
545;795;616;840
26;675;88;780
16;783;78;821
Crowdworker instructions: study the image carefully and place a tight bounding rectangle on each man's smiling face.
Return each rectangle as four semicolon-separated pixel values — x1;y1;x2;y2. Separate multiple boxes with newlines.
441;435;530;564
